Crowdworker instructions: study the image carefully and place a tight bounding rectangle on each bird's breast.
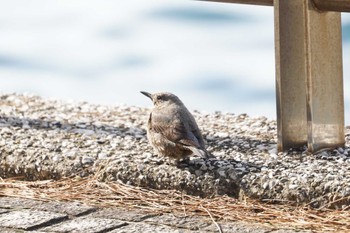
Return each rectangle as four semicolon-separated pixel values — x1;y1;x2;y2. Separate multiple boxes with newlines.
151;110;175;125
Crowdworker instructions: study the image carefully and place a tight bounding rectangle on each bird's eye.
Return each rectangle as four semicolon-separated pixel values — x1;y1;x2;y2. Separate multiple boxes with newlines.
157;96;162;101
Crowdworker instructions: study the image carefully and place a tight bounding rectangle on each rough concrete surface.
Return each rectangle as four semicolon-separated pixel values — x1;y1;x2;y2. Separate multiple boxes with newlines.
0;197;308;233
0;209;67;230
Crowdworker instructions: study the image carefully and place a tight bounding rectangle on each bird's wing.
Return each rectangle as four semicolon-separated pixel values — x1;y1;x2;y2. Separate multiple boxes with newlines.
150;112;201;149
187;114;206;149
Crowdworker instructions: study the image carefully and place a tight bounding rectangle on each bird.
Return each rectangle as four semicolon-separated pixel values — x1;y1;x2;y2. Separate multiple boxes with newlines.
141;91;210;161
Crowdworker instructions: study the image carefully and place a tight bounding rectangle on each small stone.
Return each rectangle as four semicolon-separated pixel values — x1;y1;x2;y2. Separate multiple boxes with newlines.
217;169;226;177
288;184;298;189
195;170;202;176
66;151;77;160
82;156;95;165
98;153;108;160
263;182;269;189
52;154;62;162
206;135;215;141
215;132;229;138
200;164;207;171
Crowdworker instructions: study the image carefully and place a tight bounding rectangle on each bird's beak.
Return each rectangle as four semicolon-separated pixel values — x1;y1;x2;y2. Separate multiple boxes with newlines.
140;91;153;100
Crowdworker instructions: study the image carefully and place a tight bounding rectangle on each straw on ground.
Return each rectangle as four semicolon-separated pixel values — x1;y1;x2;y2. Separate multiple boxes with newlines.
0;175;350;232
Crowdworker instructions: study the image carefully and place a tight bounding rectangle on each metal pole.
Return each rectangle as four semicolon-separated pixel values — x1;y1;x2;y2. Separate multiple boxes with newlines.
274;0;345;152
274;0;308;151
313;0;350;12
305;0;345;152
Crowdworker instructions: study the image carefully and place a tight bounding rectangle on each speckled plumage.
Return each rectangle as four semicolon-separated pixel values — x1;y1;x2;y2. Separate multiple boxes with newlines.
141;91;208;160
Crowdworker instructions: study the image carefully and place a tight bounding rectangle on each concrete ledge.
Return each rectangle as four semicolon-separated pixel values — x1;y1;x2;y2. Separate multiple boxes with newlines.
1;93;350;208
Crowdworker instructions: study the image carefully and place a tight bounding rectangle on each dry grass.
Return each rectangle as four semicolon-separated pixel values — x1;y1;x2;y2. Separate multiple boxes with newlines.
0;175;350;232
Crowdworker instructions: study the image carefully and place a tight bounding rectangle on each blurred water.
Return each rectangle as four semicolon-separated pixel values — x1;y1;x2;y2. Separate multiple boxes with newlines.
0;0;349;122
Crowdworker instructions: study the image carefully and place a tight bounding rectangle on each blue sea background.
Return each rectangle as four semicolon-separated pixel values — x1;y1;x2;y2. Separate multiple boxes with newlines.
0;0;349;122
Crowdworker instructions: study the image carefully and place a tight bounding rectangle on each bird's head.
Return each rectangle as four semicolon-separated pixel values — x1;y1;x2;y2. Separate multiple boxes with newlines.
140;91;183;107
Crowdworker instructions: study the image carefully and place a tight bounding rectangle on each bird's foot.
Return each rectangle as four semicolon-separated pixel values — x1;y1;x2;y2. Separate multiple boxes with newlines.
175;157;190;168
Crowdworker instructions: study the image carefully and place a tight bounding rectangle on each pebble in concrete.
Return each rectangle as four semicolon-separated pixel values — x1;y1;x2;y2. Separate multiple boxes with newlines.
41;216;127;233
0;209;67;230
